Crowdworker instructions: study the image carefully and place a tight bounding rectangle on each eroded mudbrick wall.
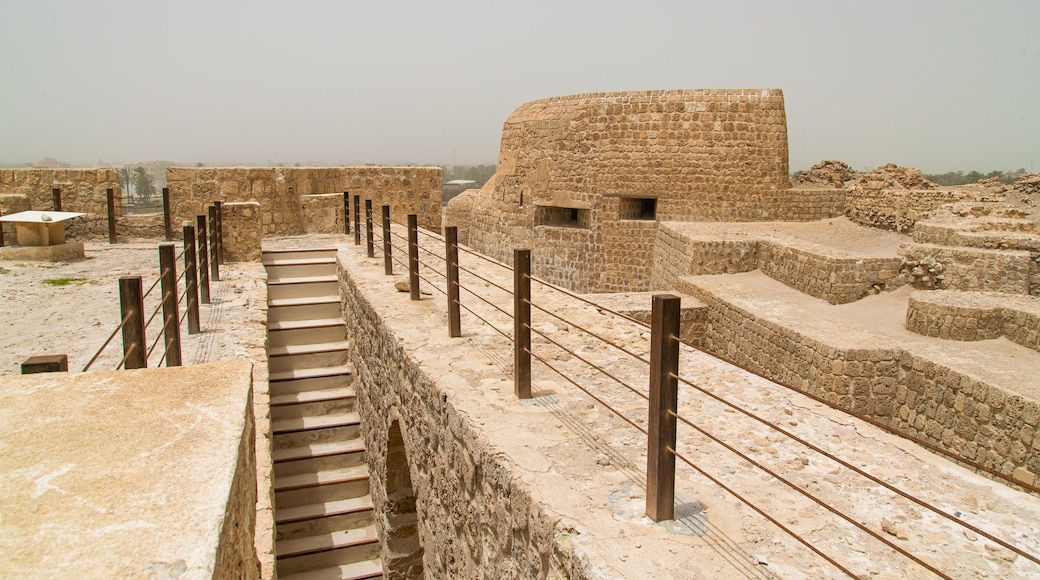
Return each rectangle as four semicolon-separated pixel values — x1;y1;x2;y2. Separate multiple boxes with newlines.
167;166;441;238
0;168;122;238
446;89;855;293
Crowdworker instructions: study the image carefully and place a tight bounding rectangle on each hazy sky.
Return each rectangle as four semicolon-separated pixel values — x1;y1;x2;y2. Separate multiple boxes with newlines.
1;0;1037;172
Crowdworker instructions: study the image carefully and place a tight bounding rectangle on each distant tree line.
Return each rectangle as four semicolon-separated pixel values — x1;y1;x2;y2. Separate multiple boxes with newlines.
923;168;1026;186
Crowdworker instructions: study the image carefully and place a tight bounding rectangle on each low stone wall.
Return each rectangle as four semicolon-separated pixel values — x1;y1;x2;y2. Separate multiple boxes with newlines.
913;218;1040;252
167;166;441;239
223;202;262;262
300;194;345;234
844;188;968;232
907;290;1040;351
758;241;903;304
652;224;903;304
900;243;1034;295
338;256;576;578
0;169;123;239
680;279;1039;488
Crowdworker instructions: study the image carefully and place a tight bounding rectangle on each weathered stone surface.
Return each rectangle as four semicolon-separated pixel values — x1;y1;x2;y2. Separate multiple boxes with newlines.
0;169;122;239
223;201;262;262
0;361;260;579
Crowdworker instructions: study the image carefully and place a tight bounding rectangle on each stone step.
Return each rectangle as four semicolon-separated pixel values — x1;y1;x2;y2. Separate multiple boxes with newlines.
263;248;338;263
274;464;369;493
271;386;356;407
279;560;383;580
269;324;348;350
268;296;341;323
271;394;357;421
275;450;366;478
277;551;383;580
275;479;371;511
268;278;340;302
274;425;363;456
268;350;349;375
273;412;360;435
275;495;374;526
277;523;379;559
273;436;366;464
270;341;351;357
270;365;353;384
266;259;337;280
269;317;346;332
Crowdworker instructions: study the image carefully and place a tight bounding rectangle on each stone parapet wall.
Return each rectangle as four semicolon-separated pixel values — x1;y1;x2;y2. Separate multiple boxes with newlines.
679;278;1039;488
845;188;968;232
913;219;1040;252
900;243;1034;295
223;202;262;262
337;253;590;578
907;290;1040;351
300;194;345;234
0;168;122;238
167;166;441;238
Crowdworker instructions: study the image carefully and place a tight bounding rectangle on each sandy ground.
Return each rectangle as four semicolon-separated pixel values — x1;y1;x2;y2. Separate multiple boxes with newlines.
0;242;267;375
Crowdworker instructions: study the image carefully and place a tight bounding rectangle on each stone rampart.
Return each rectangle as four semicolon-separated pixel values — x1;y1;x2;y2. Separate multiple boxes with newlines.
0;168;122;238
900;243;1034;295
449;89;821;292
680;279;1039;488
907;290;1040;351
167;166;441;239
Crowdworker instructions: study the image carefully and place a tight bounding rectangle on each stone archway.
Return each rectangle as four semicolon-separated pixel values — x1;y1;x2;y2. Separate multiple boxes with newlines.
383;419;424;579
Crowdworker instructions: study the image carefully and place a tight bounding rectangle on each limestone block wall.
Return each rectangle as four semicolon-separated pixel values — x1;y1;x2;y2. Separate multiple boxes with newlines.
845;188;968;232
680;280;1040;488
223;202;262;262
300;194;345;234
453;89;801;292
913;219;1040;252
651;224;904;304
0;168;122;238
900;243;1034;295
337;257;590;579
907;291;1040;351
167;166;441;238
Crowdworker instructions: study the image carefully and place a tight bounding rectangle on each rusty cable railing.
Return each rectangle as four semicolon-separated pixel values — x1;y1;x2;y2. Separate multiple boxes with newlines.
81;311;134;372
365;210;1039;577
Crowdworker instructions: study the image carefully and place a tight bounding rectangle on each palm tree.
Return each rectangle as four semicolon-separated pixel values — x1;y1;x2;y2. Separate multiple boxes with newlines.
133;166;156;201
118;167;134;202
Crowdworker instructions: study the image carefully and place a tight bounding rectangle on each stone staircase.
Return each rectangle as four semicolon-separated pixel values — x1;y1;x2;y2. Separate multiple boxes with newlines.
264;248;383;580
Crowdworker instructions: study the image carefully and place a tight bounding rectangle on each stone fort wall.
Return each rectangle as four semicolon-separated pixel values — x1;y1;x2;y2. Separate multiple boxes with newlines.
446;89;851;293
167;166;441;238
0;168;122;239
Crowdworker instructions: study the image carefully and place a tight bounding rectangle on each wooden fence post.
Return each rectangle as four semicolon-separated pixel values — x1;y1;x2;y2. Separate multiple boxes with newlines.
353;194;361;246
208;205;220;282
445;226;461;338
183;224;200;335
343;191;351;235
21;354;68;374
514;249;532;399
52;187;62;211
647;293;681;522
381;204;393;275
407;214;419;301
119;276;146;369
162;187;172;241
158;243;182;366
196;214;210;304
107;188;117;244
365;199;374;258
213;200;224;266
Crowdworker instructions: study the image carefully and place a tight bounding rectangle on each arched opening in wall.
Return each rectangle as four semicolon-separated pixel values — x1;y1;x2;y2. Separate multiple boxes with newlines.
384;419;424;578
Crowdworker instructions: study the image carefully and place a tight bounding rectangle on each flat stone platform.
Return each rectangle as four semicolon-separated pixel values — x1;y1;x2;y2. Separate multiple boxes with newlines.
0;361;258;578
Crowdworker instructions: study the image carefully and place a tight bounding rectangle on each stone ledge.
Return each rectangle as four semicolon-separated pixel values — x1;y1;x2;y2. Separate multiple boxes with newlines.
907;290;1040;350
